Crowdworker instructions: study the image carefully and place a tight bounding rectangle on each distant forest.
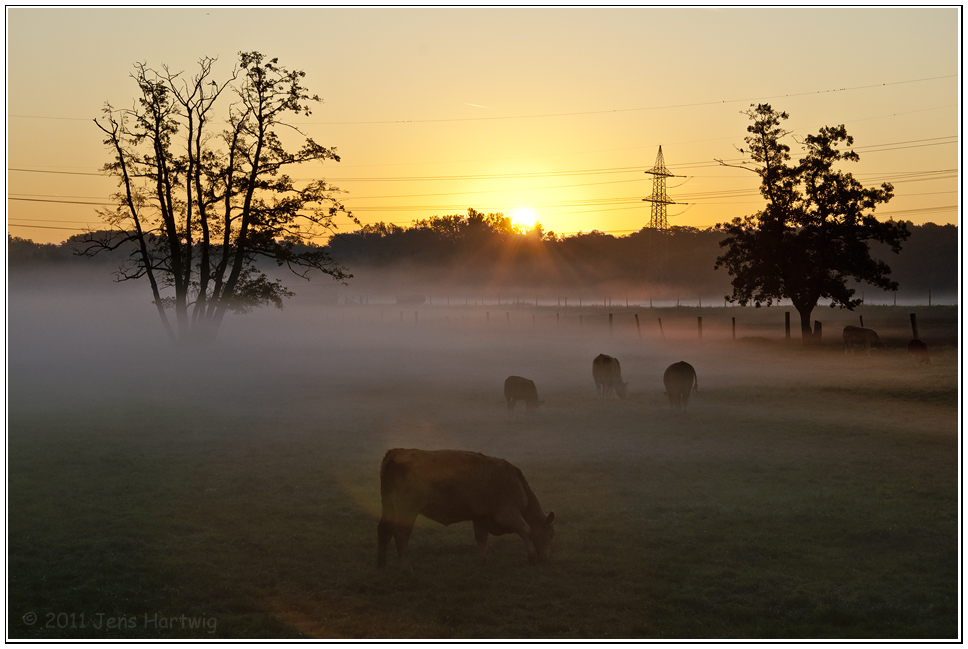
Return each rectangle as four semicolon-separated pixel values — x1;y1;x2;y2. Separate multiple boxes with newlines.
8;214;958;303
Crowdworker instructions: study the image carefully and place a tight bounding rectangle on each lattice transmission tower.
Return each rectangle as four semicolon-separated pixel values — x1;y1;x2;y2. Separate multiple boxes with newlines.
642;145;678;230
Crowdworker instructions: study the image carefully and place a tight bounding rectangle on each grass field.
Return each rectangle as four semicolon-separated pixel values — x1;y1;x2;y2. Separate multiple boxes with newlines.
7;280;961;639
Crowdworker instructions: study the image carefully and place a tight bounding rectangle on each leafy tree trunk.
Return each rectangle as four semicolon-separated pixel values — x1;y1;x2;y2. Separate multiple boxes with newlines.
792;299;815;345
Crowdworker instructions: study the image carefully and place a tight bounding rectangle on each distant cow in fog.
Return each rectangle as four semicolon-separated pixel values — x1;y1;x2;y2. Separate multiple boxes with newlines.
663;361;698;412
843;325;885;355
908;339;931;367
592;354;628;400
504;376;543;414
377;448;555;571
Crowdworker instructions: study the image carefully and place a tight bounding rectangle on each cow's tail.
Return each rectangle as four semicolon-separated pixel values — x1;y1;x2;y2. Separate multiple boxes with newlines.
693;371;699;395
380;450;403;507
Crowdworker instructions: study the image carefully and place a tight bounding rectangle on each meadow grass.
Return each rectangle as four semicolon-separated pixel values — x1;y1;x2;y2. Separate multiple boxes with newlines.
7;298;959;639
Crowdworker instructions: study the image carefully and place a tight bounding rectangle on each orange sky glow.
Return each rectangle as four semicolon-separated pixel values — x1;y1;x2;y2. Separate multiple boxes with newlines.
6;7;961;245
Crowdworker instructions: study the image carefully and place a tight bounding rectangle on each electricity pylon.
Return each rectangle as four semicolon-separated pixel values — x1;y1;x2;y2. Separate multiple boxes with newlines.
642;145;677;231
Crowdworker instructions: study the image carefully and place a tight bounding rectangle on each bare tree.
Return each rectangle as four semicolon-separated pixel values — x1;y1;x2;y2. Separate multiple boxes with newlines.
80;52;356;345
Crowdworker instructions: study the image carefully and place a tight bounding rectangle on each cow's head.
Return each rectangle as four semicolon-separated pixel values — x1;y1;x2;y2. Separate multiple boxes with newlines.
616;382;629;399
529;511;556;563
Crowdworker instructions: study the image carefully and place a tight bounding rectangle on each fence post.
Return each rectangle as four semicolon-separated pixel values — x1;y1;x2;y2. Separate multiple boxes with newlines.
609;313;613;338
859;315;864;328
732;317;736;340
658;318;665;339
910;313;919;340
785;312;791;341
698;316;703;340
635;314;641;340
814;320;822;344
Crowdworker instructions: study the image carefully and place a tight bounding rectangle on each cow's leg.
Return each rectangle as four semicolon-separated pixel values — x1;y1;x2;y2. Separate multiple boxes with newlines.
493;508;536;563
392;514;417;572
472;519;489;563
377;517;393;568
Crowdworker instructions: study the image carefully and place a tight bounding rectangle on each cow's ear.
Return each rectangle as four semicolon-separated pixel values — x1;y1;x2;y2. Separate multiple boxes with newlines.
545;511;555;525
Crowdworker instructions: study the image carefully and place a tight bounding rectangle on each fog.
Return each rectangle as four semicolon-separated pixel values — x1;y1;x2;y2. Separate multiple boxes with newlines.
9;266;957;466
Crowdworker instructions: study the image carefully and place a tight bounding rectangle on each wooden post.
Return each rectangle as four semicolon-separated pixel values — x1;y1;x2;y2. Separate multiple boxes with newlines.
859;315;864;328
814;320;822;344
635;314;641;340
732;316;736;340
894;291;897;306
698;316;703;340
506;311;510;324
532;314;535;329
785;312;791;341
910;313;919;340
658;318;665;339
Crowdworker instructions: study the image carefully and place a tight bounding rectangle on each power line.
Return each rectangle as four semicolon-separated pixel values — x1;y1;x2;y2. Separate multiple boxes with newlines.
8;74;955;126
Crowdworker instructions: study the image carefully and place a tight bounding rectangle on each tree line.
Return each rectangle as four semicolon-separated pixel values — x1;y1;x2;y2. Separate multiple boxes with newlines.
11;219;955;301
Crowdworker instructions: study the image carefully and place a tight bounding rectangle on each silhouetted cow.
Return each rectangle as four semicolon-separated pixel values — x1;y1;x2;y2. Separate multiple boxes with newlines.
504;376;543;414
843;325;884;355
592;354;628;400
377;448;555;571
663;361;698;412
908;339;931;367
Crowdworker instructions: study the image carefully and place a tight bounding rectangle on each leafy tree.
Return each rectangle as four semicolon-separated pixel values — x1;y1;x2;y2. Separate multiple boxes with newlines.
715;104;909;343
79;52;354;345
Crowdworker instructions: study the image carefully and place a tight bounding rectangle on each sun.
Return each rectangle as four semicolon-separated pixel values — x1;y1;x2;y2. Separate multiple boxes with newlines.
512;207;537;231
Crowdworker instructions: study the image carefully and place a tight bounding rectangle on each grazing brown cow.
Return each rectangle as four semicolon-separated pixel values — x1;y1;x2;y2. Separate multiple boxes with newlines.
504;376;543;414
908;339;931;367
377;448;555;571
663;361;698;412
843;325;885;355
592;354;628;400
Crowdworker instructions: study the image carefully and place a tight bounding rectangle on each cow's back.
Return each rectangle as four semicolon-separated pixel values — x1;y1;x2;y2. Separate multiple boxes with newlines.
593;354;626;398
663;361;697;410
381;448;528;524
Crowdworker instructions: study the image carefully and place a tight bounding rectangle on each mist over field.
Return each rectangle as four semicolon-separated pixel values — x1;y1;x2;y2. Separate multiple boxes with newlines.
7;267;960;639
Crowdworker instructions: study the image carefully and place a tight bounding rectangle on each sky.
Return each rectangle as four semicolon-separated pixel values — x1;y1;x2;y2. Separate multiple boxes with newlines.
6;7;961;245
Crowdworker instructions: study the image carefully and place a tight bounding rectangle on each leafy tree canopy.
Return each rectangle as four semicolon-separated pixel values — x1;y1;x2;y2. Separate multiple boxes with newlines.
715;104;910;343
